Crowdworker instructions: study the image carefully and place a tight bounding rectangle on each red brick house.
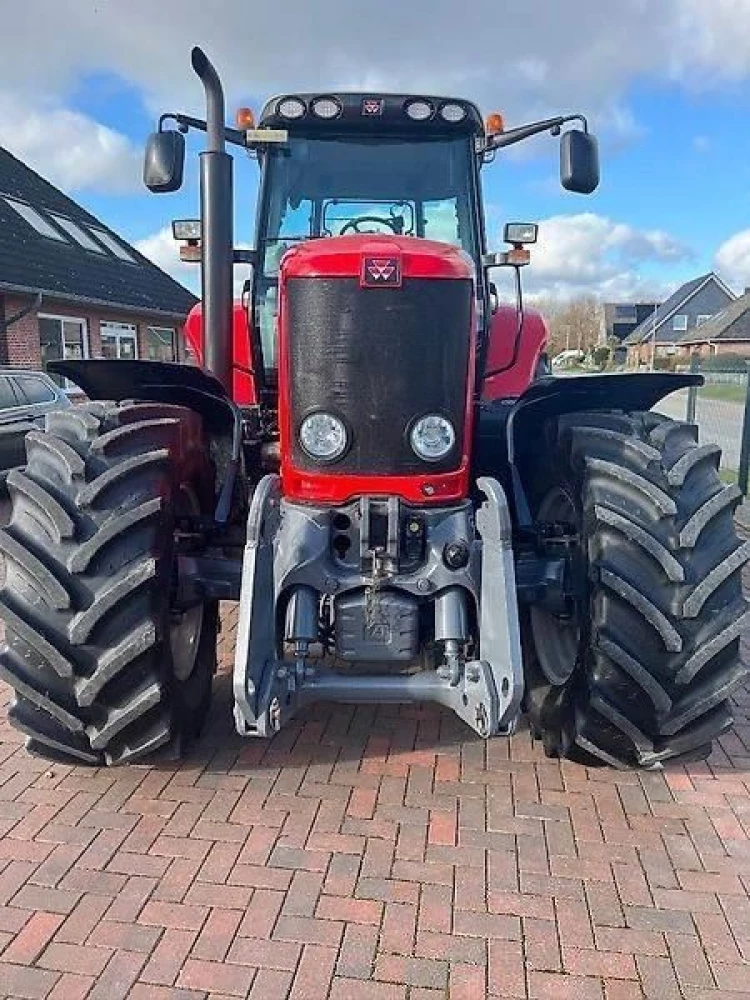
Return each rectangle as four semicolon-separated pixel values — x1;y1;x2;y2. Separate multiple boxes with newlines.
0;146;197;383
678;290;750;358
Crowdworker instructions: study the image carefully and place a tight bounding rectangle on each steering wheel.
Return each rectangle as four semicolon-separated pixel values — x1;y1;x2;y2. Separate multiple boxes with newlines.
340;215;401;235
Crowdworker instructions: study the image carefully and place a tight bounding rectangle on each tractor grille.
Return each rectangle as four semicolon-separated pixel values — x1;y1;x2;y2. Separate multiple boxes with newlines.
286;276;473;474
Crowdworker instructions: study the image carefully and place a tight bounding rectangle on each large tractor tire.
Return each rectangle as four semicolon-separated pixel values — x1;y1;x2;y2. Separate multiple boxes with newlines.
523;410;749;768
0;401;218;766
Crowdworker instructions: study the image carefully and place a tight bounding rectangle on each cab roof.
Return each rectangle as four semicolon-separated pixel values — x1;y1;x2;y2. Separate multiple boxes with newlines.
259;93;484;137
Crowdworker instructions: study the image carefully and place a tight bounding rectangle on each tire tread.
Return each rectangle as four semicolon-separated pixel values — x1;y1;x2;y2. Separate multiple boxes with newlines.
525;409;750;767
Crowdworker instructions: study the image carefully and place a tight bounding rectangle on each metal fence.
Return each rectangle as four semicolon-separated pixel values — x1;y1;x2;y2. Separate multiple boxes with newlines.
652;358;750;494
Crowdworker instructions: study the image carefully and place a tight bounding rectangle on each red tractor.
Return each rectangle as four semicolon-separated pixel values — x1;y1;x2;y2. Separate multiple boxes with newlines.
1;48;747;768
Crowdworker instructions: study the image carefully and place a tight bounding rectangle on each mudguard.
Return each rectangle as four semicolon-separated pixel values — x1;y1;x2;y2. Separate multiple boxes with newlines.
49;359;243;523
48;359;236;435
475;371;702;524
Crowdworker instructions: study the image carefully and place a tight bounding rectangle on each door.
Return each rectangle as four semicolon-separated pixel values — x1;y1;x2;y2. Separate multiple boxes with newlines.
0;376;33;474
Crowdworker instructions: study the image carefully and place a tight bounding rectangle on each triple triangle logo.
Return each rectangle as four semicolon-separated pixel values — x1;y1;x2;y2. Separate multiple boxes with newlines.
362;256;402;287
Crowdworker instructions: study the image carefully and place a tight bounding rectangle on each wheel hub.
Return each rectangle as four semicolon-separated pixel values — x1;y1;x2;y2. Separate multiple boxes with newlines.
529;486;583;687
171;485;204;683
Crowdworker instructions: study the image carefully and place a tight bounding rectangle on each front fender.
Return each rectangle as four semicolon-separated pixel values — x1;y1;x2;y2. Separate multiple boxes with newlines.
48;359;235;436
506;372;701;462
475;372;701;525
49;359;244;524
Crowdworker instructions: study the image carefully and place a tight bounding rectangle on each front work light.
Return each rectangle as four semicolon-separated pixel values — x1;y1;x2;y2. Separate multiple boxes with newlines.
311;96;342;119
172;219;201;240
504;222;538;245
277;97;306;120
405;100;433;121
440;103;467;123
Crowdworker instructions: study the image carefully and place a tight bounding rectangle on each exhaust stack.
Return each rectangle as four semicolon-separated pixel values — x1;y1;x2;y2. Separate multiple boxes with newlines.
191;47;233;394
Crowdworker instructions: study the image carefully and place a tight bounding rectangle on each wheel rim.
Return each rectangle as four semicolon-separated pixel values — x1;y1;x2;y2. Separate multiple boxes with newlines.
529;485;583;687
171;604;204;682
170;486;203;683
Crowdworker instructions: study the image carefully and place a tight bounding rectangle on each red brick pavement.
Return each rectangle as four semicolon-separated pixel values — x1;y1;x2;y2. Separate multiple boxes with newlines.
0;598;749;998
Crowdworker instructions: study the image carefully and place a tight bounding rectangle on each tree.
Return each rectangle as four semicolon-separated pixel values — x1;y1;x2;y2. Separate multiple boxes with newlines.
532;295;604;358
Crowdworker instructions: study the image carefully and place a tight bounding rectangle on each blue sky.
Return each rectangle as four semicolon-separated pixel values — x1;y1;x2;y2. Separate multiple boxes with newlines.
4;0;750;303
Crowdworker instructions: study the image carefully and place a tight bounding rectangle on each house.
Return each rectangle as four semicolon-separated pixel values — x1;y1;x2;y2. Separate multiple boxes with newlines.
604;301;658;343
678;289;750;358
604;301;658;364
0;146;197;382
623;272;736;367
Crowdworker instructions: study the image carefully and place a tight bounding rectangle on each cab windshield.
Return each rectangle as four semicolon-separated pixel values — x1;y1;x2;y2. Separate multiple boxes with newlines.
255;135;480;369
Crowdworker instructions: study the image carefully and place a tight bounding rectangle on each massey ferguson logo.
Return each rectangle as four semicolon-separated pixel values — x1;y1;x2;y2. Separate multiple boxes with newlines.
362;256;402;288
362;98;384;116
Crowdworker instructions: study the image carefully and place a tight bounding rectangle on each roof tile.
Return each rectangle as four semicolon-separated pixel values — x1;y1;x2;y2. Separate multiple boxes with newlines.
0;146;196;318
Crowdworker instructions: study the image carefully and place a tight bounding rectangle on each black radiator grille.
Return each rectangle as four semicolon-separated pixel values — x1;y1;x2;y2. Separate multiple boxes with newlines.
287;276;472;474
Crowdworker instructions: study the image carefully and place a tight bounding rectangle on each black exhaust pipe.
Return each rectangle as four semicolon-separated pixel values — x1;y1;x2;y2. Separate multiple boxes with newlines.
191;47;233;395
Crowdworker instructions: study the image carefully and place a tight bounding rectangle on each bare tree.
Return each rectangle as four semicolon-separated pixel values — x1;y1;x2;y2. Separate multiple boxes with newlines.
531;295;604;358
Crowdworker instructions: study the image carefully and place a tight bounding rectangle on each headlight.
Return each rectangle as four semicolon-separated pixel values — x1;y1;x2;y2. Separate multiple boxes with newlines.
299;412;348;461
410;415;456;462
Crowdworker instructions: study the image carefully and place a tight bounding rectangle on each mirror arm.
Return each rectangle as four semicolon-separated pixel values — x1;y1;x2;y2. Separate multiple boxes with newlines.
486;113;589;151
158;113;247;148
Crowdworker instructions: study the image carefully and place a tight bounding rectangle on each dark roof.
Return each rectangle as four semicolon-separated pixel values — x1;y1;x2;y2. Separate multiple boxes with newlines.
622;273;732;346
604;302;658;342
680;292;750;344
0;147;197;319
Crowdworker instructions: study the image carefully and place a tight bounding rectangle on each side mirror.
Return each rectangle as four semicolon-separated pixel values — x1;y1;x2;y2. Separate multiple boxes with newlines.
143;130;185;193
560;129;600;194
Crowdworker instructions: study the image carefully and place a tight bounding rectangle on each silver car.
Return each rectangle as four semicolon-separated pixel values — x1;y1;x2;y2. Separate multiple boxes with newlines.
0;369;72;483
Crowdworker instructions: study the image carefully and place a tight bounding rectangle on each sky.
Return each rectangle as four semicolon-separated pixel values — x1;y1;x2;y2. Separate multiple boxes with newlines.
4;0;750;304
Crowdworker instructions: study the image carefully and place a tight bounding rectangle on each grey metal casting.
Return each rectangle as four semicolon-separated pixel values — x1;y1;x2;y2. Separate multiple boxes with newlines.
232;474;524;739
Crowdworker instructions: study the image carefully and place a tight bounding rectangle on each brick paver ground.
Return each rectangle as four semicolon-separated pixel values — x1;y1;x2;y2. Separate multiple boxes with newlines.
1;594;750;998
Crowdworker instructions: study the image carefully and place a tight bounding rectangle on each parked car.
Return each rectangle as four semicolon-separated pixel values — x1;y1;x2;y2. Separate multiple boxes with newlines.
0;369;71;483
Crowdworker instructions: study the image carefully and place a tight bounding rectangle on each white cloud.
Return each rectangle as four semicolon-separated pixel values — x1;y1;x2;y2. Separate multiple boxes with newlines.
134;226;252;298
135;226;198;292
0;94;141;195
715;229;750;290
518;212;691;300
670;0;750;85
3;1;750;151
2;1;749;199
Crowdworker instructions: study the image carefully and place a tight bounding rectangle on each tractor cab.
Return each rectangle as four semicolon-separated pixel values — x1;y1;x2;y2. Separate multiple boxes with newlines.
252;94;486;373
168;84;598;397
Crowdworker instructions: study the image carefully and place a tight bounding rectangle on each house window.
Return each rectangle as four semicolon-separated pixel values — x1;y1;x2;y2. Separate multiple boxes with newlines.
5;198;67;241
100;321;138;360
615;305;637;322
673;314;688;332
89;229;137;262
697;315;712;326
146;326;177;362
49;214;106;253
38;314;88;386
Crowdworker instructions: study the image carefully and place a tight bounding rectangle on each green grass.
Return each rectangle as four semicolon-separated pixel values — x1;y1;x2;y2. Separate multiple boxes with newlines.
698;382;747;404
720;468;741;486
